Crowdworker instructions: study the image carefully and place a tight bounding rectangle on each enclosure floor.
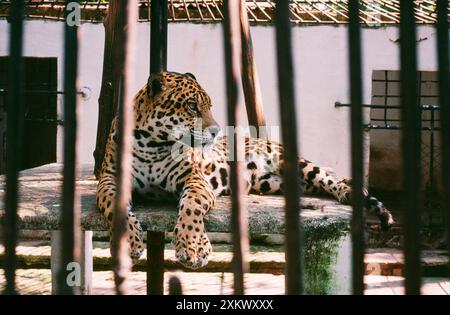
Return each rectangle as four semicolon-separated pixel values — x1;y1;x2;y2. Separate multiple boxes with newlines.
0;269;449;295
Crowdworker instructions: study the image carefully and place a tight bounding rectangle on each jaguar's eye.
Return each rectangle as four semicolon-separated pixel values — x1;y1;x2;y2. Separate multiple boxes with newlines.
187;102;198;113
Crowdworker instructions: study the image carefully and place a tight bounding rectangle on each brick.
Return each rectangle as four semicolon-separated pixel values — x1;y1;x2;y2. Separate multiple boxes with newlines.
372;70;387;81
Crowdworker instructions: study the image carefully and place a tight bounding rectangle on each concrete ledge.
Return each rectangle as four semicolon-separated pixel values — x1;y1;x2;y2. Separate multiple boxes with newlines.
0;163;352;234
0;163;353;294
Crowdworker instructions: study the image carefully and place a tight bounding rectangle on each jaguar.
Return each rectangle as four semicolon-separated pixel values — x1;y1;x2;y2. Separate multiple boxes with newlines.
96;71;394;269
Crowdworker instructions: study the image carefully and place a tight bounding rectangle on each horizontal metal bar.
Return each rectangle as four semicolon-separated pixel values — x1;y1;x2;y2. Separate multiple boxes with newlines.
24;117;64;125
0;89;87;97
371;118;440;123
364;124;441;131
335;102;441;110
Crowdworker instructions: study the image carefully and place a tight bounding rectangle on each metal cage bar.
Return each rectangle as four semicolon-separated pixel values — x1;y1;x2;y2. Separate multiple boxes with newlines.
348;0;365;296
58;0;81;295
150;0;168;73
147;231;165;295
147;0;168;295
399;0;422;295
275;0;303;295
111;0;137;295
3;0;25;296
436;0;450;274
223;0;249;295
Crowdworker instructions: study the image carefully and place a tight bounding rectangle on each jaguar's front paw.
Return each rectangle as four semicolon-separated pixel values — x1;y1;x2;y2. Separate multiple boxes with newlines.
173;221;212;269
126;215;145;265
109;228;144;265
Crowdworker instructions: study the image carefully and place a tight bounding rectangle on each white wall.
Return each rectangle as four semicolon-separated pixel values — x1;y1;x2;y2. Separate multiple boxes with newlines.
0;20;439;179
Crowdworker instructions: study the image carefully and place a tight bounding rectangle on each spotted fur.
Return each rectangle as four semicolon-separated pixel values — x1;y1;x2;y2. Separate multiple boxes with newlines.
96;71;394;269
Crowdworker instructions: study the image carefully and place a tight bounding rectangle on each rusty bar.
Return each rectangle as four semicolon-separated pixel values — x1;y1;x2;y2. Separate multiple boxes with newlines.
399;0;421;295
150;0;168;73
3;0;24;296
307;0;340;23
112;0;137;295
240;0;266;137
275;0;303;295
57;0;81;295
436;0;450;274
147;231;165;295
223;0;249;295
194;0;204;20
348;0;365;296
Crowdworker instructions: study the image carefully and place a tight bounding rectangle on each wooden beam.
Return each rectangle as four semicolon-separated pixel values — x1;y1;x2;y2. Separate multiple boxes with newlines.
93;0;121;179
239;0;266;137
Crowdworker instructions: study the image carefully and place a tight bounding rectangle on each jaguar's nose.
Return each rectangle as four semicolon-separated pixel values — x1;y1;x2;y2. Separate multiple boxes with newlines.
207;125;221;138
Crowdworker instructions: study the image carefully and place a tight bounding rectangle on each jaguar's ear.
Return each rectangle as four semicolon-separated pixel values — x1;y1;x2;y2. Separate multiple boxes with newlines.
147;72;167;98
184;72;197;81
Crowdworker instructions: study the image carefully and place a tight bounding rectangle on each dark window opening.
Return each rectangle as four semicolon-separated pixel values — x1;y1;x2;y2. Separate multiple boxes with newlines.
0;56;57;174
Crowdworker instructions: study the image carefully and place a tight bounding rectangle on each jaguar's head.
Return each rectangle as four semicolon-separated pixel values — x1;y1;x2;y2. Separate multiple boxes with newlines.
137;71;220;147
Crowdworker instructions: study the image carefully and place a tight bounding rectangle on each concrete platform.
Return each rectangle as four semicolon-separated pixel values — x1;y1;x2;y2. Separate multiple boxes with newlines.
0;163;352;234
0;163;353;295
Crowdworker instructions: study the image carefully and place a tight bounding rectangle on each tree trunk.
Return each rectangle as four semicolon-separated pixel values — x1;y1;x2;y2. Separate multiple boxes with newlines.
240;0;266;138
93;0;120;179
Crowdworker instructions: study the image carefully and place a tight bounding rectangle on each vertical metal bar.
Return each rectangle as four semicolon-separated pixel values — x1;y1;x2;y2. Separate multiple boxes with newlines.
58;0;81;295
239;0;266;137
275;0;303;295
223;0;249;295
3;0;24;296
147;231;165;295
348;0;365;296
168;276;183;295
150;0;168;73
399;0;421;295
112;0;137;295
147;0;167;294
436;0;450;274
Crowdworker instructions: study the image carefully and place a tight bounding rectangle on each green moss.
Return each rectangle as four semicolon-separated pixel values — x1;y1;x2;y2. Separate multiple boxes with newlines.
303;220;348;295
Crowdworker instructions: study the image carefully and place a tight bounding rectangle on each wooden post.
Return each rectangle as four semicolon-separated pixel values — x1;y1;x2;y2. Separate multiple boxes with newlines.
93;0;121;179
239;0;266;137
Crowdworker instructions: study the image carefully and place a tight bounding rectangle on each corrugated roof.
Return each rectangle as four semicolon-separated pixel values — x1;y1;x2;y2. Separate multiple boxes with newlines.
0;0;447;25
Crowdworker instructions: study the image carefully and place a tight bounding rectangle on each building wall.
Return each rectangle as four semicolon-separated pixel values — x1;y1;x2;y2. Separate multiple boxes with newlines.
0;20;440;185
